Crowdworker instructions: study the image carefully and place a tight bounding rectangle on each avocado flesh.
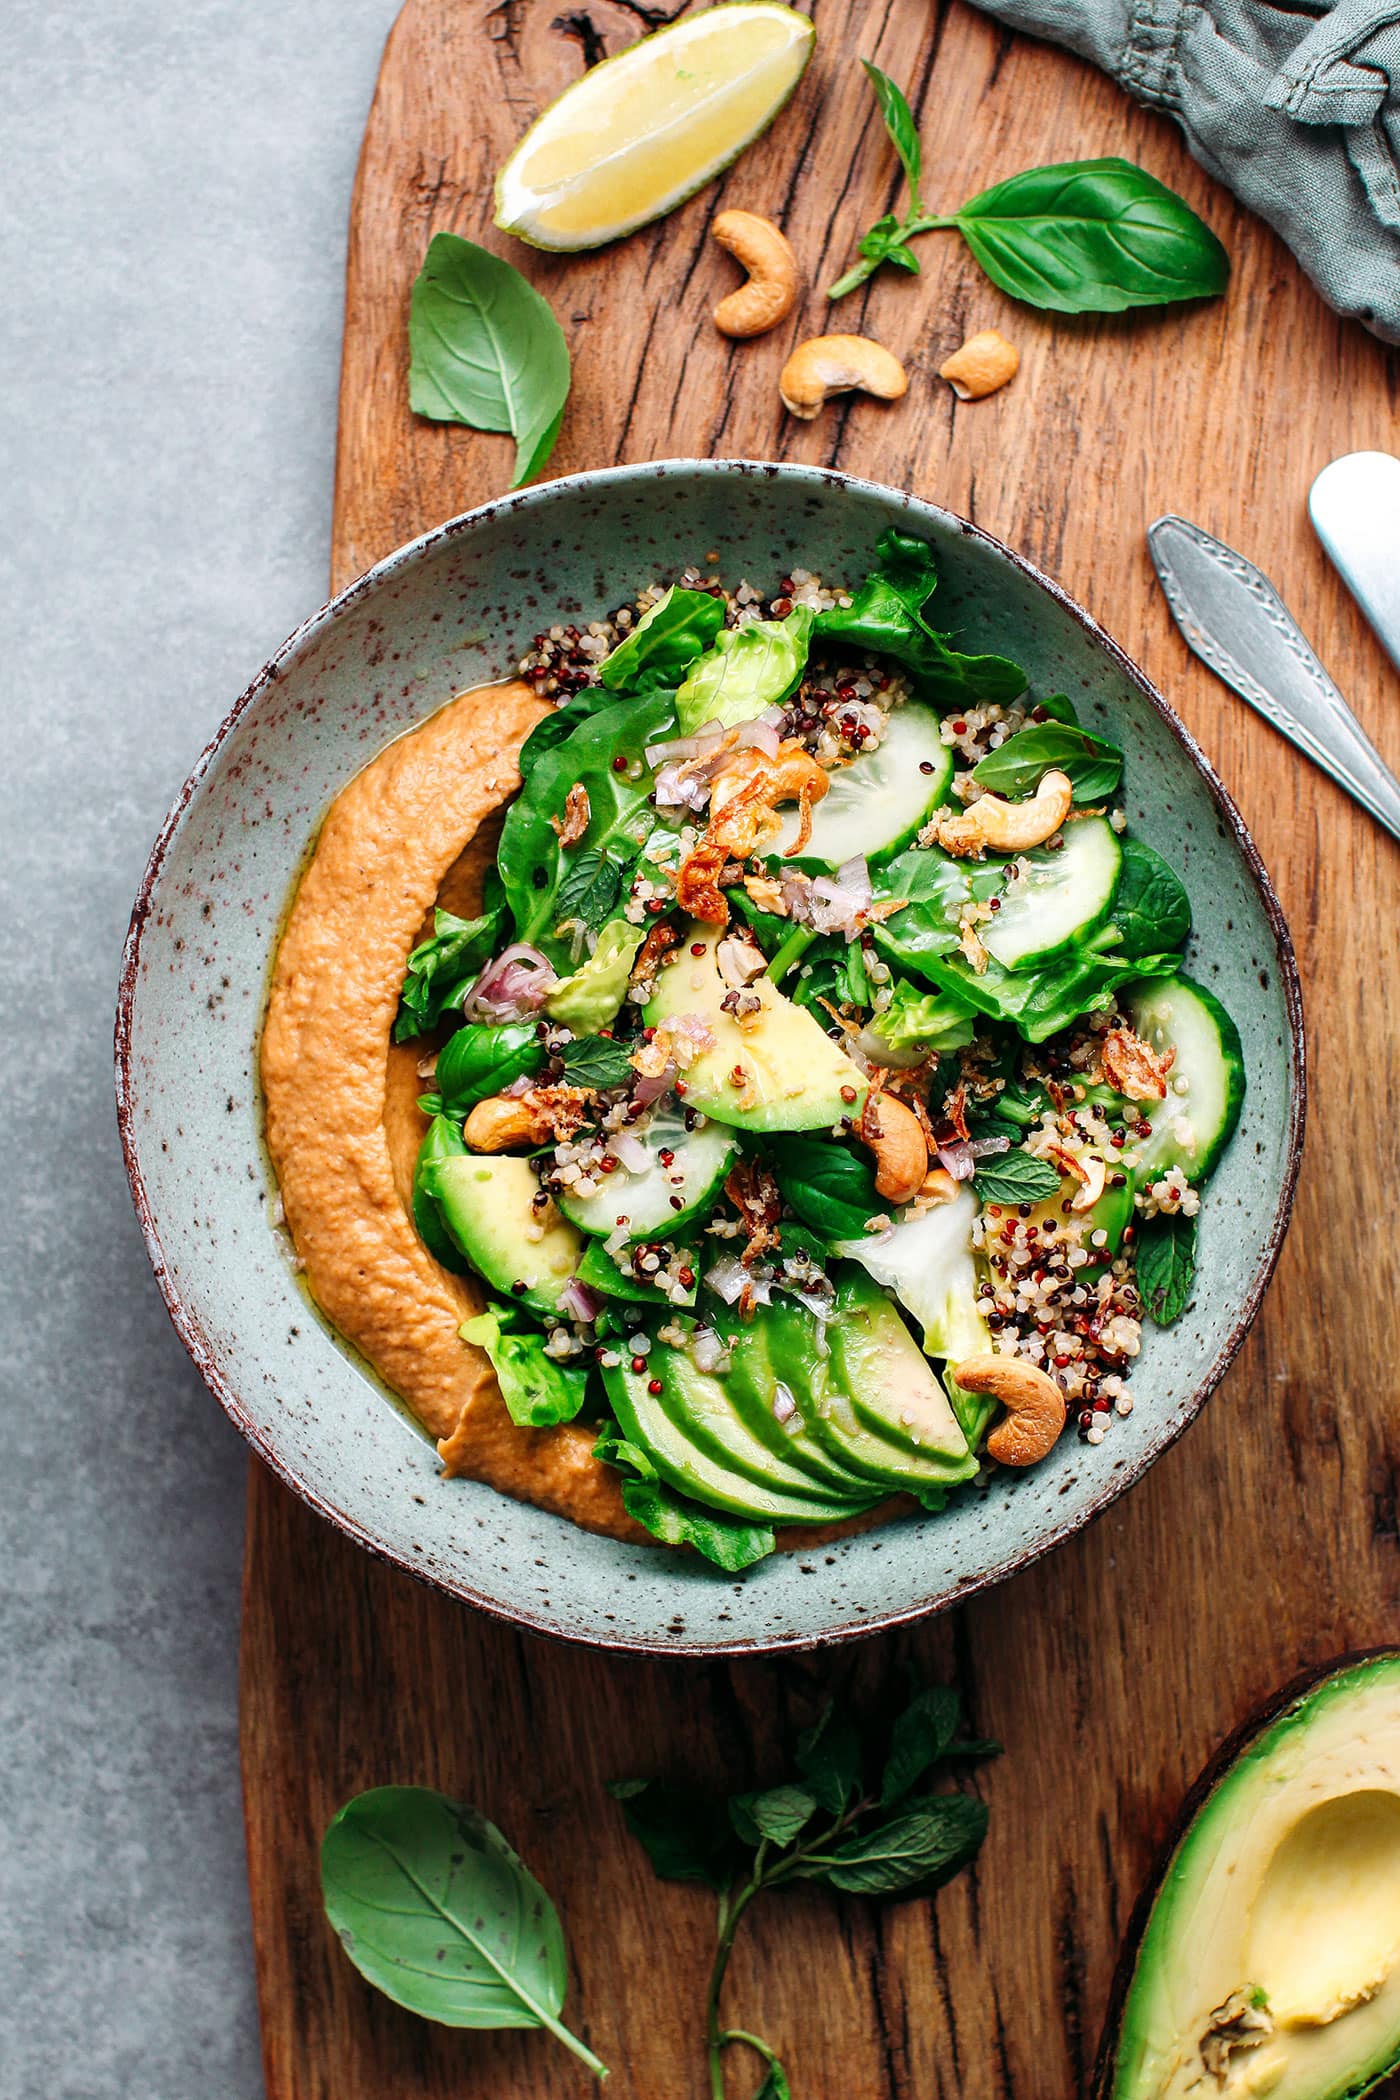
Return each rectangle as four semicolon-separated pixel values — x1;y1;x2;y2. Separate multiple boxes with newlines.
710;1305;891;1501
599;1356;863;1524
643;920;868;1133
1106;1653;1400;2100
826;1270;976;1478
427;1153;581;1315
651;1328;874;1516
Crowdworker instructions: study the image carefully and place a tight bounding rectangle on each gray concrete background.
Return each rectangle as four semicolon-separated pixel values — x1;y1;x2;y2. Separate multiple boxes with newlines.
2;4;398;2092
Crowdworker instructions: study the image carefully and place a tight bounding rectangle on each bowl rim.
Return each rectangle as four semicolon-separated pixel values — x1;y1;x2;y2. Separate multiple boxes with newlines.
114;457;1306;1656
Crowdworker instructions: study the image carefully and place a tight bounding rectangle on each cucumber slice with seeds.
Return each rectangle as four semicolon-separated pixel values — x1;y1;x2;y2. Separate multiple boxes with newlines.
983;814;1122;970
777;703;953;867
557;1101;736;1241
1123;974;1245;1185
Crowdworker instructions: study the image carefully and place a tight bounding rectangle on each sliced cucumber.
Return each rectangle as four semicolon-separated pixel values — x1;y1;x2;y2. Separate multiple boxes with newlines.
600;1356;859;1524
776;703;952;867
557;1101;736;1241
1123;974;1245;1184
983;815;1122;971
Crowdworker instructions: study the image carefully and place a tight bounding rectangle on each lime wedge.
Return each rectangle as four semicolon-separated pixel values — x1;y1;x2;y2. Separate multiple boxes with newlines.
495;3;815;252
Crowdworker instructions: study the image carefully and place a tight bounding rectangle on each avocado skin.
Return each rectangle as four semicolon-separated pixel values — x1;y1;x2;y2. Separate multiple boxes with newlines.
1092;1649;1400;2100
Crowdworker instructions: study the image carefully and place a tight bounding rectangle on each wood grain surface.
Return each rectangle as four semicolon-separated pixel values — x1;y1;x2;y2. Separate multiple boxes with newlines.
241;2;1400;2093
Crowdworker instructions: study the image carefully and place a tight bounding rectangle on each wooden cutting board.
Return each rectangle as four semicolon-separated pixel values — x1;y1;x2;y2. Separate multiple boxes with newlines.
240;3;1400;2093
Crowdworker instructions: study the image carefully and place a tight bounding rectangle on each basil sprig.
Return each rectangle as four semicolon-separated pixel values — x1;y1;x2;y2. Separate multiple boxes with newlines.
408;233;570;486
832;64;1228;313
321;1787;607;2078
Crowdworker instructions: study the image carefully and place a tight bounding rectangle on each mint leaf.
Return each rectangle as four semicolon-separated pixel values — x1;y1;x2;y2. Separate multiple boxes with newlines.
559;1034;634;1089
972;1151;1062;1204
728;1785;818;1848
881;1685;961;1806
1135;1209;1197;1324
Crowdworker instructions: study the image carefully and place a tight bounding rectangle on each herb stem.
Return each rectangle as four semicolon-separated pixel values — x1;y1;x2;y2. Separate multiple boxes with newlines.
765;925;817;984
706;1875;764;2099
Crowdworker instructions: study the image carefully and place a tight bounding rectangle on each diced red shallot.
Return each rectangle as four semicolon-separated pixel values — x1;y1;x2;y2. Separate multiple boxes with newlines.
611;1131;651;1174
967;1133;1012;1159
558;1277;604;1325
461;943;558;1022
936;1139;976;1181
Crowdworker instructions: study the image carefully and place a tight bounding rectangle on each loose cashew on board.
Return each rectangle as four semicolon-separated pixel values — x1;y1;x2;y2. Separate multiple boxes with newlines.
954;1354;1068;1467
939;328;1019;401
711;210;799;338
779;334;908;419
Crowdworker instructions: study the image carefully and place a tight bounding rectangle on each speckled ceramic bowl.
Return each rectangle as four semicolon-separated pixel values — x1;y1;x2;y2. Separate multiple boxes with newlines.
116;461;1303;1654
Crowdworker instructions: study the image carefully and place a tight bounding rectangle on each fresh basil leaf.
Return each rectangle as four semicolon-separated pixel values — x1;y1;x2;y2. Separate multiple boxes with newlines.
461;1308;590;1427
1135;1210;1197;1324
1110;838;1192;959
395;906;502;1041
881;1685;961;1807
972;1150;1062;1203
795;1701;863;1815
800;1793;989;1897
557;847;624;932
558;1034;634;1089
599;585;724;695
728;1784;818;1848
867;845;971;977
518;697;597;780
862;60;922;201
869;975;978;1055
593;1424;774;1569
497;687;674;952
767;1136;882;1240
608;1777;744;1890
816;529;1026;707
435;1021;545;1115
321;1787;606;2076
407;234;571;486
576;1239;697;1308
675;605;814;735
972;721;1123;805
953;158;1229;315
857;213;918;271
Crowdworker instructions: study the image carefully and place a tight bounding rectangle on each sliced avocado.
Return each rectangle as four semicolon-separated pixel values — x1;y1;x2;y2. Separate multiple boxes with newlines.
424;1153;581;1315
649;1323;875;1517
706;1302;890;1501
643;920;868;1132
826;1269;976;1477
833;1186;990;1360
412;1114;473;1276
1097;1650;1400;2100
599;1354;861;1525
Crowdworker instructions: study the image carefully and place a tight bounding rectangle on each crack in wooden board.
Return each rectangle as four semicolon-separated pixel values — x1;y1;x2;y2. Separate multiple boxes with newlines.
242;1;1400;2093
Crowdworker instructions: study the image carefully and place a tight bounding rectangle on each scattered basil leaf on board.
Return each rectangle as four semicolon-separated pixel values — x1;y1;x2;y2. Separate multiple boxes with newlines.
321;1787;607;2079
460;1308;590;1427
408;233;571;487
831;66;1229;314
971;1150;1063;1203
1135;1210;1198;1324
952;160;1230;314
613;1678;993;2098
971;719;1123;804
593;1426;774;1569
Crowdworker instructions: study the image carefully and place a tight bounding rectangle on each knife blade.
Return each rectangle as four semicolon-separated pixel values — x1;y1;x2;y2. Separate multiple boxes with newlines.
1308;451;1400;676
1147;513;1400;846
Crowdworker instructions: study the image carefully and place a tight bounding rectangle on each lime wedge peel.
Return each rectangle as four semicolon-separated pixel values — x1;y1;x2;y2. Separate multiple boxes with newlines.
495;3;816;253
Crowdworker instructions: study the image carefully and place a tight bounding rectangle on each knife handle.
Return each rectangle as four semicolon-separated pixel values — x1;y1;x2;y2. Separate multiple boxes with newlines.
1309;452;1400;677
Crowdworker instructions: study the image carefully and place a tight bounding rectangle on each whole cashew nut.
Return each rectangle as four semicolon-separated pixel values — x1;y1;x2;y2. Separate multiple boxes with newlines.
939;328;1020;401
937;769;1074;857
859;1090;928;1207
953;1354;1068;1467
779;334;908;420
463;1094;552;1152
711;211;800;338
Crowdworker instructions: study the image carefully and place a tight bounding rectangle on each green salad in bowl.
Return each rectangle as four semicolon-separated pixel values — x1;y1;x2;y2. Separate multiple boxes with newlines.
403;527;1244;1571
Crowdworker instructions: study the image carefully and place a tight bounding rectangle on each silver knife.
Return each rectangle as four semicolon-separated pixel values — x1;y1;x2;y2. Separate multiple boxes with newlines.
1308;450;1400;676
1147;513;1400;846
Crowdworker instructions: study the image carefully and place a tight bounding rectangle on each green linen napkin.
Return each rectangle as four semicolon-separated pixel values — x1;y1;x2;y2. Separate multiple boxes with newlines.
962;0;1400;341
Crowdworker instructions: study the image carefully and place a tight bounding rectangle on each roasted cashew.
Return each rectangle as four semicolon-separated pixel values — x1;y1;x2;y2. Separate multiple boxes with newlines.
1069;1153;1108;1214
953;1354;1067;1468
779;334;908;420
939;328;1019;401
914;1166;960;1207
462;1094;552;1152
711;210;799;338
937;769;1073;857
859;1090;928;1206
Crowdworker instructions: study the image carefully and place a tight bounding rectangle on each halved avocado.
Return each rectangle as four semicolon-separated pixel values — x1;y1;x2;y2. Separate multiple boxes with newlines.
598;1354;862;1525
643;920;867;1132
1095;1650;1400;2100
424;1153;581;1315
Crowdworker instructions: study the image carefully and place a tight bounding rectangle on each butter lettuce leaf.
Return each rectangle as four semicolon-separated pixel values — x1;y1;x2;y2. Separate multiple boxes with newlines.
600;585;725;695
675;606;814;734
460;1308;589;1428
